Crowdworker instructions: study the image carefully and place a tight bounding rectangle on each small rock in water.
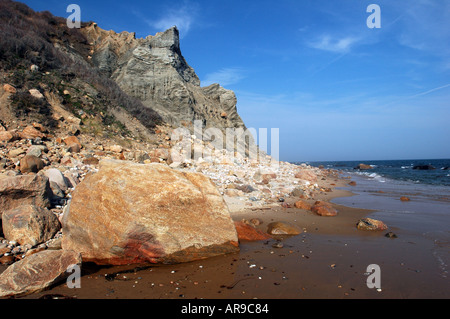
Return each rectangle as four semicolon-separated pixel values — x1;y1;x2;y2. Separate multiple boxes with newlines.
356;218;387;231
385;232;398;238
272;242;284;249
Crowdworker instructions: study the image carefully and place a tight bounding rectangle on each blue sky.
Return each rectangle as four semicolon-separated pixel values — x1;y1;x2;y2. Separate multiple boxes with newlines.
22;0;450;162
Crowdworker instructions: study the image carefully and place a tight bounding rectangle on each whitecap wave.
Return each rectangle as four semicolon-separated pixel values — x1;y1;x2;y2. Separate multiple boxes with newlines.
354;171;386;182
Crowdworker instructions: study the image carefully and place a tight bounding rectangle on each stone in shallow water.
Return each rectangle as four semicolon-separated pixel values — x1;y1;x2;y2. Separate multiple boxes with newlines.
356;218;388;231
267;222;301;236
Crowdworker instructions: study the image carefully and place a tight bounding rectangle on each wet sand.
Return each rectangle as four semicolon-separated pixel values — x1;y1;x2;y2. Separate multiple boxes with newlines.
19;173;448;301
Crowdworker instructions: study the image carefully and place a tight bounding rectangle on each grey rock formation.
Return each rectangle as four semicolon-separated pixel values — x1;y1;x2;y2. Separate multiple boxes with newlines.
82;24;249;135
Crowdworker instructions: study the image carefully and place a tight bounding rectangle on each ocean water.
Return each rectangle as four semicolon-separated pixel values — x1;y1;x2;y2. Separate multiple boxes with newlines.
308;159;450;187
306;158;450;281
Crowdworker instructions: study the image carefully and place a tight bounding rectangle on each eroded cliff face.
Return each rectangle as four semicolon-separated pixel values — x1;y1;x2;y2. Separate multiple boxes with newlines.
82;24;247;133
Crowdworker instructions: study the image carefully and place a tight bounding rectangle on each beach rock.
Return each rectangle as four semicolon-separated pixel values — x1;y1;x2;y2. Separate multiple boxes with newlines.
43;168;68;192
400;196;410;202
290;187;306;198
294;169;317;183
62;159;239;265
28;89;44;100
235;184;257;193
110;145;123;153
294;200;312;210
354;164;373;170
0;174;52;215
19;125;45;140
385;232;398;238
0;255;15;265
49;181;65;202
19;155;45;173
26;145;44;158
356;218;388;231
249;218;263;226
412;165;435;170
234;221;271;241
348;181;357;186
224;189;243;197
311;201;338;217
0;250;81;298
66;143;81;153
2;205;61;246
0;131;19;142
8;148;25;158
83;156;99;165
3;84;16;94
267;222;301;236
63;136;81;147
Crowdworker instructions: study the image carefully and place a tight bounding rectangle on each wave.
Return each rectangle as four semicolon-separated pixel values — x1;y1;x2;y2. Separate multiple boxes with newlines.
353;171;386;182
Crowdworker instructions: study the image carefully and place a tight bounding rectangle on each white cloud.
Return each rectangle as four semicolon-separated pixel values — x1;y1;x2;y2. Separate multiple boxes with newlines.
308;35;360;53
202;68;246;87
145;2;199;38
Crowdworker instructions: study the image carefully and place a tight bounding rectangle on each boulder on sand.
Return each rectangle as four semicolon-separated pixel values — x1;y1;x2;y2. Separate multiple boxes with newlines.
62;160;239;265
0;250;81;298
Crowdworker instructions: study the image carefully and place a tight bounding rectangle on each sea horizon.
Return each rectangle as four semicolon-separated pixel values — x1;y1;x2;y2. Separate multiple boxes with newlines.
302;158;450;187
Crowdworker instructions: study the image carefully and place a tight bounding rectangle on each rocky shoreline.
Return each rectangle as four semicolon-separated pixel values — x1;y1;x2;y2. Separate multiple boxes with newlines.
1;118;368;298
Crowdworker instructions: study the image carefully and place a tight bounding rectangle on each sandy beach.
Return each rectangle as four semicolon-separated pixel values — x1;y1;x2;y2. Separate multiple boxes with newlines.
20;173;449;300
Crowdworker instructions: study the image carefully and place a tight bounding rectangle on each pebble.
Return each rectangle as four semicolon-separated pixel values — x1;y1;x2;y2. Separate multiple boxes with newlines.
272;242;284;249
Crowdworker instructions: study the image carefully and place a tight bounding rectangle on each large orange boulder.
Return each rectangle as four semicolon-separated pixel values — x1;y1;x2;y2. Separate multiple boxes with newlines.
62;160;239;265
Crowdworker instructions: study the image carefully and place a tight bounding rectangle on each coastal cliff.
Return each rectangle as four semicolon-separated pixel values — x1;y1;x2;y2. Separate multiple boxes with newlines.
82;23;248;133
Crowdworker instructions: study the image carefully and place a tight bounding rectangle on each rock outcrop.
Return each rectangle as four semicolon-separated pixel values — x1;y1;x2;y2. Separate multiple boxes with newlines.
62;160;239;265
82;24;249;135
